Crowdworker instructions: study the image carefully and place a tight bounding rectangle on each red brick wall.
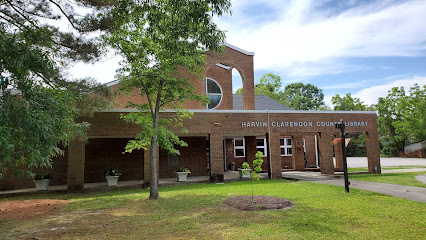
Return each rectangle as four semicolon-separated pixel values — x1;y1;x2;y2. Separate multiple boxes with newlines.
159;137;207;178
0;147;68;191
84;138;144;183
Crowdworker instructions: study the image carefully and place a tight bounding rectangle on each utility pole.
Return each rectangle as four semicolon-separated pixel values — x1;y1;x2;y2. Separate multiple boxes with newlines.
336;119;350;193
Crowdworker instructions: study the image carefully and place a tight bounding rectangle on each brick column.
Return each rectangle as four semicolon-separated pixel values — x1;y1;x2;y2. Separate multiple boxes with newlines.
67;136;86;193
319;132;334;175
292;134;305;170
244;136;257;165
210;133;224;176
334;141;344;171
143;145;160;186
366;130;381;173
269;132;282;179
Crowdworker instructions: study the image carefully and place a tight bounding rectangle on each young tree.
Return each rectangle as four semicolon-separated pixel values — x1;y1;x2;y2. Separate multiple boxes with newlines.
0;1;114;178
105;0;231;199
281;83;324;110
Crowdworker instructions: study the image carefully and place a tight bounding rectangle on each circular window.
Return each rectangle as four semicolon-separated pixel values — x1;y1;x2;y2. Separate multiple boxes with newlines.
206;78;222;109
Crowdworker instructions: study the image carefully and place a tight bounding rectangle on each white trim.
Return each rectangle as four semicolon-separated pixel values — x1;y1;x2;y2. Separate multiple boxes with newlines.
256;138;267;157
234;138;245;158
315;135;319;167
105;79;121;87
222;43;255;56
215;63;231;70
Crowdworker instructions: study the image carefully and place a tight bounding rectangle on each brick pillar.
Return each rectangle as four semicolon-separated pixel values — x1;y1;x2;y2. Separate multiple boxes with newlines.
67;136;86;193
334;141;344;171
245;136;257;165
210;133;224;176
319;132;334;175
269;132;282;179
366;130;381;173
143;145;160;186
292;134;305;170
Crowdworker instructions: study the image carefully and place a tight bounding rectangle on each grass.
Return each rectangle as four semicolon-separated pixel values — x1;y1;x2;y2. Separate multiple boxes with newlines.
348;165;426;172
348;171;426;188
1;179;425;239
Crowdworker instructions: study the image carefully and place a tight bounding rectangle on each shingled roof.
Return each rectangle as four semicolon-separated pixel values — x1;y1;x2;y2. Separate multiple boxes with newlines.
233;95;293;110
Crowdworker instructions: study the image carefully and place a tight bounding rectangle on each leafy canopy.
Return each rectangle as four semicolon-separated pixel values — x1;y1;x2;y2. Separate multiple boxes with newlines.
376;84;426;156
105;0;231;199
281;83;324;110
0;0;114;178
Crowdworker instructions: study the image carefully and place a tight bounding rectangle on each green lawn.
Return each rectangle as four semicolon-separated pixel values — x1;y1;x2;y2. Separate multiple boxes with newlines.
349;171;426;188
1;180;425;239
348;165;426;172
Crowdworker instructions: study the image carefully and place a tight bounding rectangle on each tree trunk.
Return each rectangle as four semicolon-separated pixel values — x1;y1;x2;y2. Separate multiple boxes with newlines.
149;111;160;199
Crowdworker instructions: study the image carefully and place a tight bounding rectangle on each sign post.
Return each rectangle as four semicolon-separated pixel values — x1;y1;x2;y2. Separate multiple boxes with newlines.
336;119;350;193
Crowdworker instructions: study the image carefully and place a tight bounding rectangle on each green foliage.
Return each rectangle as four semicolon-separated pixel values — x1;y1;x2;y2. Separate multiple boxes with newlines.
331;93;369;111
376;84;426;156
176;167;190;173
105;0;231;199
241;162;250;169
346;133;367;157
250;151;264;180
105;169;122;177
33;173;52;180
254;73;282;101
0;1;114;178
281;82;325;110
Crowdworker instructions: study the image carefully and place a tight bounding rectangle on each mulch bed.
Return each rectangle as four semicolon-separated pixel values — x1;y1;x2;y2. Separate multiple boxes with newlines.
0;199;70;220
224;195;294;211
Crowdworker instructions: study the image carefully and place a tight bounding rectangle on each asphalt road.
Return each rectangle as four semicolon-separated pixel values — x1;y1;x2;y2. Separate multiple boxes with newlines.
345;157;426;168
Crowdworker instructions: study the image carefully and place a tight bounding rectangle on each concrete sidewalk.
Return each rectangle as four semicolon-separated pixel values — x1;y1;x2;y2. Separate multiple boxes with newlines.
282;171;426;203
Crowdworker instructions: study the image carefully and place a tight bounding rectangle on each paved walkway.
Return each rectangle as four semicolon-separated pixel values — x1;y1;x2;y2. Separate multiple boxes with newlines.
0;171;245;197
346;157;426;168
282;171;426;203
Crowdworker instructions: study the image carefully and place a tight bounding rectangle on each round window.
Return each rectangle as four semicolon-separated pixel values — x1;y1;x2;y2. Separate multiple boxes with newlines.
206;78;222;109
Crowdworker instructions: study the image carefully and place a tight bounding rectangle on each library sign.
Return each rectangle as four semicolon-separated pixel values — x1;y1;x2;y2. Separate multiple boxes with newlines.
241;121;368;128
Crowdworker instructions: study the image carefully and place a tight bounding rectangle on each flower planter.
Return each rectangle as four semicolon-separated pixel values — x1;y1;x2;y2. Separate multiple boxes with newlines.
106;176;119;186
238;169;251;178
34;179;50;191
176;172;190;182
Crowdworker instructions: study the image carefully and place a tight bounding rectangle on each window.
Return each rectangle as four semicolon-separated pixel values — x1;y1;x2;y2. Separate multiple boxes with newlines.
206;78;222;109
234;138;245;157
280;138;292;156
256;138;267;156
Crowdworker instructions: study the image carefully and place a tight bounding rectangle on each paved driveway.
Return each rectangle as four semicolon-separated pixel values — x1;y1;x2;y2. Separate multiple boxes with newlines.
346;157;426;168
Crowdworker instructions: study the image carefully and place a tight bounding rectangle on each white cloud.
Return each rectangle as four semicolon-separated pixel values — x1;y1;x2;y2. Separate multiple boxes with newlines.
353;76;426;105
219;0;426;77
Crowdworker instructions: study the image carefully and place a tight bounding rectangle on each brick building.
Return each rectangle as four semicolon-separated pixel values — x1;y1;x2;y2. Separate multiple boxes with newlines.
0;43;381;191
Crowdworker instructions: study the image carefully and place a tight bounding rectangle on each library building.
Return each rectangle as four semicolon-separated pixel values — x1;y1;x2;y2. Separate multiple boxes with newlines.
0;43;381;192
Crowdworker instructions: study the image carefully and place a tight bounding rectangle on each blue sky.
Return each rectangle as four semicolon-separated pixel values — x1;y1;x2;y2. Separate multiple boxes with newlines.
70;0;426;107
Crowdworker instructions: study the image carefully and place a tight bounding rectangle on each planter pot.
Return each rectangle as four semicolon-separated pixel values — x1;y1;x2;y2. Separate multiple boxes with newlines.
238;169;251;178
34;179;50;191
176;172;190;182
106;176;119;186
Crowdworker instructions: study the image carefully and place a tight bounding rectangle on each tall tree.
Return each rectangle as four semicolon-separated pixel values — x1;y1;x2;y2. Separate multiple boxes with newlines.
0;1;114;178
281;83;324;110
331;93;368;111
234;73;281;100
376;84;426;156
105;0;231;199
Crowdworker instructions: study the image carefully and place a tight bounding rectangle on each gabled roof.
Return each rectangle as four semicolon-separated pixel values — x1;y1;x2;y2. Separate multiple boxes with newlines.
233;95;293;110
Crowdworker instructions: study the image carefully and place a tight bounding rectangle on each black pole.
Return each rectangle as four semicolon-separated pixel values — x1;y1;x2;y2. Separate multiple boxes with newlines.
337;119;350;193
